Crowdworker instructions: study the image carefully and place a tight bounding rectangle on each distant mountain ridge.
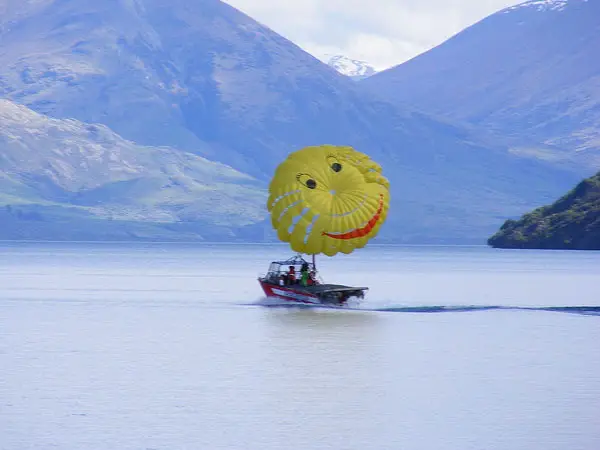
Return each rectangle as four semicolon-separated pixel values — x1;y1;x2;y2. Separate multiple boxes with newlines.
0;0;582;243
504;0;579;12
363;0;600;172
0;98;268;240
326;55;377;81
0;0;366;178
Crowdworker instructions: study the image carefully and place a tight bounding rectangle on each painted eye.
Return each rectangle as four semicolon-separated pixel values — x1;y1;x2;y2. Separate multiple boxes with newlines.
327;155;342;173
297;173;317;189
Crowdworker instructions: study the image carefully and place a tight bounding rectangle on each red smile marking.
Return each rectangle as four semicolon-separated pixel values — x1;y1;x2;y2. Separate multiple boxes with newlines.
322;194;384;240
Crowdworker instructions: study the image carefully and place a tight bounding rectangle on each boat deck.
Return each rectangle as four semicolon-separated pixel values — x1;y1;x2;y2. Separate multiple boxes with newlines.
303;284;368;293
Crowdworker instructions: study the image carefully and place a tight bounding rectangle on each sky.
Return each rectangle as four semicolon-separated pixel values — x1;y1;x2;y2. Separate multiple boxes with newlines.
226;0;524;70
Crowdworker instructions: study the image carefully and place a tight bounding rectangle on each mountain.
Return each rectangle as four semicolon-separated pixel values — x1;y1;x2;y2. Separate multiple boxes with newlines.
0;0;582;243
488;170;600;249
362;0;600;172
0;99;268;241
0;0;370;178
326;55;377;81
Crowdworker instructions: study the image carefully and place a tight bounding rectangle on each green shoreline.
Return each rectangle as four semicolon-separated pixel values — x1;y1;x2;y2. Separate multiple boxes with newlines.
488;171;600;250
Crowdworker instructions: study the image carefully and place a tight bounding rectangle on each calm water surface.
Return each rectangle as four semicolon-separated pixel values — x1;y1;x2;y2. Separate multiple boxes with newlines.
1;242;599;450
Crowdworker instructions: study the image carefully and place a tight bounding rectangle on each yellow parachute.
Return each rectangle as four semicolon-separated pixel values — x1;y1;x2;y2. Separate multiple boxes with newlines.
267;145;390;257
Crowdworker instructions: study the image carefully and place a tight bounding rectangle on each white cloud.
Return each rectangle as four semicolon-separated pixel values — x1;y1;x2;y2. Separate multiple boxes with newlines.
225;0;522;69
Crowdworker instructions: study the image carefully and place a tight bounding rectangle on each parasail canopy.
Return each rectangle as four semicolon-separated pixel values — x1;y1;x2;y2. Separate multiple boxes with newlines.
267;145;390;257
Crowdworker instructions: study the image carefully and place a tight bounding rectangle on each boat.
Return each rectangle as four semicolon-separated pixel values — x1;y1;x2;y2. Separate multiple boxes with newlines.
259;144;390;306
258;255;367;306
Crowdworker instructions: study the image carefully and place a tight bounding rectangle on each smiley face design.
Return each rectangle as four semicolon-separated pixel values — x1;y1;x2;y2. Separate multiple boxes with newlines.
267;145;390;257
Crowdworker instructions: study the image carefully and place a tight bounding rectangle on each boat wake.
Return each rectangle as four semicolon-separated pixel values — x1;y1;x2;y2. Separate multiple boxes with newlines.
246;298;600;317
373;305;600;316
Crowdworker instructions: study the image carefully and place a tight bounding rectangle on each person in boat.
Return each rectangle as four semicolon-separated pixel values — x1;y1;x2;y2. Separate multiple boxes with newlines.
308;270;317;286
297;261;311;287
300;264;309;286
287;265;296;285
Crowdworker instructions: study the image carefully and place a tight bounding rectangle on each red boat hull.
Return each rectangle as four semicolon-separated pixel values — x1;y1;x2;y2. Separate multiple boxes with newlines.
258;280;322;304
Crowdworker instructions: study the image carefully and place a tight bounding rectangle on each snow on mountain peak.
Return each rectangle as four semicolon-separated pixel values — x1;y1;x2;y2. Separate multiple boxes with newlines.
326;55;377;81
504;0;587;13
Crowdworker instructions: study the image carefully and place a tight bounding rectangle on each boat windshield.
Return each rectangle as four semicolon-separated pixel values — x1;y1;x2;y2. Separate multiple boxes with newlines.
263;255;316;282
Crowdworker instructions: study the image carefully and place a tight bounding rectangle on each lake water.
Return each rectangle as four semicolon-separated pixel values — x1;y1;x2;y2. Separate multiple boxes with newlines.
1;242;599;450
